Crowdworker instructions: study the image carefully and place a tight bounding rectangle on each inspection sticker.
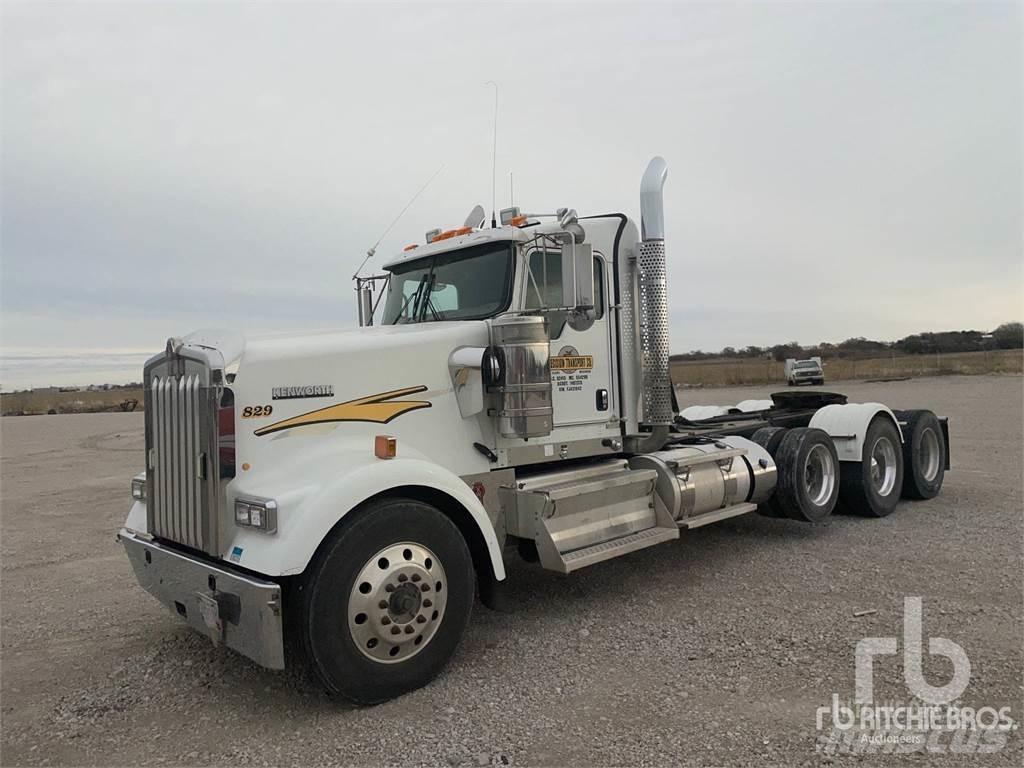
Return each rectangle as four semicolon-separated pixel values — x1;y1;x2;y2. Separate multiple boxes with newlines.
229;546;243;563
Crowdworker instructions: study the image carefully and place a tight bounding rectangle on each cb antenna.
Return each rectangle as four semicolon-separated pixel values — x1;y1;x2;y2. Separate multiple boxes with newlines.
485;80;498;228
353;164;444;280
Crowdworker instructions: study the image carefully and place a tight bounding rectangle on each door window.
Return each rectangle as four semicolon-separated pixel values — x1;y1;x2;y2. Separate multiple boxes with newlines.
523;251;605;332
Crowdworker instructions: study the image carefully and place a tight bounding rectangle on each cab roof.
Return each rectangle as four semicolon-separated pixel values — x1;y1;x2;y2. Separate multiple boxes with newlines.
380;226;529;271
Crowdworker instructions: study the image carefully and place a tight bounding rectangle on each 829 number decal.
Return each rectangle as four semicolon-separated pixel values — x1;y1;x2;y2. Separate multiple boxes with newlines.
241;405;273;418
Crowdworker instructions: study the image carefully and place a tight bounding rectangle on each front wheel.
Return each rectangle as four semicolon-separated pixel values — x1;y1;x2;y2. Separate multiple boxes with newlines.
298;498;474;704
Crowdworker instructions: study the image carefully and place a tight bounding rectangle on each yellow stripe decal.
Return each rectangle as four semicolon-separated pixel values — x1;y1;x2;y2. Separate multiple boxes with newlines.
254;385;431;436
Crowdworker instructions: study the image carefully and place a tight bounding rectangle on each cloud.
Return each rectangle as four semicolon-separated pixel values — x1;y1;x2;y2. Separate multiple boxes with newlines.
2;1;1020;362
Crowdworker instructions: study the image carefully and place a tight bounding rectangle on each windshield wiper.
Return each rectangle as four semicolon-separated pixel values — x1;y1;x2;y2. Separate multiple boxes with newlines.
391;274;429;324
424;278;445;321
425;298;445;321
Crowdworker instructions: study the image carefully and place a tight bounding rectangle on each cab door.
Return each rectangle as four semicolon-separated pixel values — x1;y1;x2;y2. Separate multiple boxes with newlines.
523;249;615;428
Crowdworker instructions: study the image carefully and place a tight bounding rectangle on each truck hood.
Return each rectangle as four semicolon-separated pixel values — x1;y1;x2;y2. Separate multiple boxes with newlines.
182;322;489;372
214;320;493;476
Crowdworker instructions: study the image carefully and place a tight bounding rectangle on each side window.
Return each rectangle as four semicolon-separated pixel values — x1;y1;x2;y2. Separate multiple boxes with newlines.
524;250;605;318
523;250;606;339
524;250;563;310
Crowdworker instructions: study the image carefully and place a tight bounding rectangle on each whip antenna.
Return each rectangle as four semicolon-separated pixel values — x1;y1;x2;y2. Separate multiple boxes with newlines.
353;164;444;279
486;81;498;228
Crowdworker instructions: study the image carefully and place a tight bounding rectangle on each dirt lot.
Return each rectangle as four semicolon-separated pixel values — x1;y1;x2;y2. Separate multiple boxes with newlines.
1;375;1021;767
0;388;144;417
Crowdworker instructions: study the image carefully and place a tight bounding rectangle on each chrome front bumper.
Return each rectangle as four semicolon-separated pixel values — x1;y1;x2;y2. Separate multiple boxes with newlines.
120;530;284;670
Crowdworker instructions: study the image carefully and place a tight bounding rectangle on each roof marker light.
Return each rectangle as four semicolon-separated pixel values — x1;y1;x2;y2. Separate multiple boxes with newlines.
431;226;473;243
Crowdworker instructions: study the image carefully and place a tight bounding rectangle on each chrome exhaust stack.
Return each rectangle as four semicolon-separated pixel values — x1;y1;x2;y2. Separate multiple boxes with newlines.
627;157;673;453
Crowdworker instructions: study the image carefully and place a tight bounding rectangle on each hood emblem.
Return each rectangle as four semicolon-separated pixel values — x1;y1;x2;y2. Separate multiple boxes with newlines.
254;386;431;436
272;385;334;400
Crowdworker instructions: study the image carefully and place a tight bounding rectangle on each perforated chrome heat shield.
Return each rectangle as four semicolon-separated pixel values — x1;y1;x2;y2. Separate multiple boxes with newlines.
637;240;673;426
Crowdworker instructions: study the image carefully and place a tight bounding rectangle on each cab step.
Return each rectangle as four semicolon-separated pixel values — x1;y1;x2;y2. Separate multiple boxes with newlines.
559;526;679;573
680;502;757;529
501;458;679;574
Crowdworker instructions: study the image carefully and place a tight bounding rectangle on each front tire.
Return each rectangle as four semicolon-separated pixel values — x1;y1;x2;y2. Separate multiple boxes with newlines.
299;497;474;704
838;416;904;517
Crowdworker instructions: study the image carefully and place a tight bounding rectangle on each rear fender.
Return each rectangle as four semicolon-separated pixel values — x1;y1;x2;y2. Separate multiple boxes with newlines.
809;403;903;462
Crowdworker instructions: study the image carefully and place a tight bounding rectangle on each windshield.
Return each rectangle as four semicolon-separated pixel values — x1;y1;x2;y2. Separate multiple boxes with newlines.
795;361;819;369
382;242;514;324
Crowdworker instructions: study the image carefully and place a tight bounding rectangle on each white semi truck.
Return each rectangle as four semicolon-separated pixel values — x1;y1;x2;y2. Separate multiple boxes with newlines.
120;158;949;703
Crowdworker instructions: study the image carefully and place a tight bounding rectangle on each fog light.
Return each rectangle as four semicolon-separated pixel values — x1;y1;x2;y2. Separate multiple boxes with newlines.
131;474;146;501
234;497;277;533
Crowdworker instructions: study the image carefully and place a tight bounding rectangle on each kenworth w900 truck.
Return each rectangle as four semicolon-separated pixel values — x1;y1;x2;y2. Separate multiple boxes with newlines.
119;157;949;703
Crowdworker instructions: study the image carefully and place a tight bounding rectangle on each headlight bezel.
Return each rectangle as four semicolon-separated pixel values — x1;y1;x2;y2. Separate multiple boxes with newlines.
234;496;277;534
131;474;147;501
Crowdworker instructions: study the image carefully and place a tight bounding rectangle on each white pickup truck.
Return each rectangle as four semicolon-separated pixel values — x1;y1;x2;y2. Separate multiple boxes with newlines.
785;357;825;386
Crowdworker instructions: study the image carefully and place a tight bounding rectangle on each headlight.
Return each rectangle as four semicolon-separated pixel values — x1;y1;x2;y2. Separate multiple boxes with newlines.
131;474;146;501
234;496;277;533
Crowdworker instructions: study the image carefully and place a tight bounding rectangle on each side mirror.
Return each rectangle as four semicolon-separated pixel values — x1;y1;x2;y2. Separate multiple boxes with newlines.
559;242;593;309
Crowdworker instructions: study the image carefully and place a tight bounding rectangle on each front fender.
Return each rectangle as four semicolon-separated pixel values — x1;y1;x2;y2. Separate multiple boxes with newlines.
224;451;506;581
809;403;903;462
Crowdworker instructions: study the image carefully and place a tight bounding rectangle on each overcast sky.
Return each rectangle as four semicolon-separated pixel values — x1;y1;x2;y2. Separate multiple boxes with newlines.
2;1;1021;378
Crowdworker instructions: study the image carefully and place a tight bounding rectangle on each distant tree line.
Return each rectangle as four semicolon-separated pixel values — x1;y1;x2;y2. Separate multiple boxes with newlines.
671;322;1024;363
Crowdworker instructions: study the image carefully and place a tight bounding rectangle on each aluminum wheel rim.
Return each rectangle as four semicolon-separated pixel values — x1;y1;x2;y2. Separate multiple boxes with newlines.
804;443;836;507
348;542;447;664
920;427;941;482
869;436;898;497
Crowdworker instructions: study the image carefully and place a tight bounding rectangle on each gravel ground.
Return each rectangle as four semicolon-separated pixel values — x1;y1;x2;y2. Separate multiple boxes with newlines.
1;375;1022;767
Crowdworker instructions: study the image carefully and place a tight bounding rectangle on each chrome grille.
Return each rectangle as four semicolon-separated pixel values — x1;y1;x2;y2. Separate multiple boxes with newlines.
145;354;221;555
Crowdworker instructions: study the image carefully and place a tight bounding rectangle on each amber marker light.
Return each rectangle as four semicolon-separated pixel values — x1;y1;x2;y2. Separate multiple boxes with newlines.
375;435;397;459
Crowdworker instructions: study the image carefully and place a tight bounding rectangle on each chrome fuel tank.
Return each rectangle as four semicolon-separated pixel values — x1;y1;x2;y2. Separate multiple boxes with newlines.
629;436;776;521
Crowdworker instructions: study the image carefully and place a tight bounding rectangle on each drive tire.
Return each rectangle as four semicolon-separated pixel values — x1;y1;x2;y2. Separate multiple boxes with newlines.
299;497;474;704
893;410;946;500
751;427;788;518
837;416;904;517
772;427;840;522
